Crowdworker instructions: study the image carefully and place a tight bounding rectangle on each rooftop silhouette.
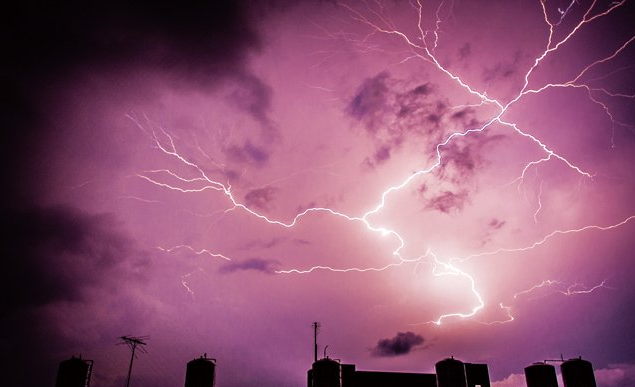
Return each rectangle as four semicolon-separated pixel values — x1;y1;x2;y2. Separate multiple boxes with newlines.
53;325;599;387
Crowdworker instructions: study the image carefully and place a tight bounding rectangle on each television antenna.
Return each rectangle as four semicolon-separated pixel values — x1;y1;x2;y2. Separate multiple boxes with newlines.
117;335;149;387
312;322;320;363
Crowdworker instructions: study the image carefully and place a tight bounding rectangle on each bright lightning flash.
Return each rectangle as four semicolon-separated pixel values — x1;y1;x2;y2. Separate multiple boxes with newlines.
132;0;635;325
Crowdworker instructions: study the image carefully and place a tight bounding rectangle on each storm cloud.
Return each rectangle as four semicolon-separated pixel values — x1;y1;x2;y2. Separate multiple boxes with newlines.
2;206;135;310
1;206;140;386
244;186;279;210
371;332;425;357
348;72;486;167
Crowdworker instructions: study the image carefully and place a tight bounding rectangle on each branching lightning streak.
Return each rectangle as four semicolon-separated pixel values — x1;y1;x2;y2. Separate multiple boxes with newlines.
460;215;635;262
513;279;609;299
134;0;633;325
157;245;231;261
533;180;545;223
181;268;205;298
426;251;484;325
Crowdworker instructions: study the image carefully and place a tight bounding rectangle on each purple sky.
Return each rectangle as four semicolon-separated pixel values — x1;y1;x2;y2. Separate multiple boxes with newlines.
3;1;635;387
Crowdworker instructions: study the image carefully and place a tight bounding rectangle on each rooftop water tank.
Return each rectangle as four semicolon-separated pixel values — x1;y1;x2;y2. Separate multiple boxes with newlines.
524;362;558;387
311;357;341;387
561;358;597;387
435;357;467;387
55;356;93;387
184;355;216;387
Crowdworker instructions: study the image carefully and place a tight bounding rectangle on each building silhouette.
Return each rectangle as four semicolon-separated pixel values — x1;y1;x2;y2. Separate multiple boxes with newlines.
464;362;491;387
55;356;93;387
308;357;437;387
53;332;599;387
524;358;598;387
307;356;490;387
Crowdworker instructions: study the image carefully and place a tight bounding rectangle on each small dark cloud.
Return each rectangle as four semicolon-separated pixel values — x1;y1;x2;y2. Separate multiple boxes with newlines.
243;237;286;250
458;42;472;60
348;71;390;132
482;51;522;82
364;144;393;168
489;218;506;230
349;72;390;117
417;129;505;213
243;236;309;248
225;141;271;166
450;107;473;121
412;83;433;96
436;132;506;184
219;257;280;274
371;332;425;357
293;238;312;245
446;145;476;174
374;145;392;162
227;72;278;139
244;186;278;210
425;190;469;213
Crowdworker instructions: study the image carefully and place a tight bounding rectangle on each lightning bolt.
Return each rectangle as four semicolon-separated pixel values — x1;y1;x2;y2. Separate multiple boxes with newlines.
130;0;634;325
513;279;610;300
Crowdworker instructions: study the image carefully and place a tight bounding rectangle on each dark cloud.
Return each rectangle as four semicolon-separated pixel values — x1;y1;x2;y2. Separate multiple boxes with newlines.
371;332;425;357
0;205;137;386
438;133;506;182
363;144;393;168
1;206;133;311
1;0;281;210
348;71;391;130
219;258;280;274
458;42;472;60
489;218;506;230
228;73;278;138
244;186;278;210
482;51;523;82
243;237;287;250
226;141;272;166
417;132;506;213
348;72;486;168
425;190;470;213
3;1;261;88
441;143;478;179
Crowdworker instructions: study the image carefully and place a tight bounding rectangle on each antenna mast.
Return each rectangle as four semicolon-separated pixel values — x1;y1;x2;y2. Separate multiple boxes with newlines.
312;322;320;363
118;335;149;387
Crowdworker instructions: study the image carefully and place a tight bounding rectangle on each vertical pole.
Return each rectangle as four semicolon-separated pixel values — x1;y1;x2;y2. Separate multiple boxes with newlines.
125;343;136;387
313;322;319;363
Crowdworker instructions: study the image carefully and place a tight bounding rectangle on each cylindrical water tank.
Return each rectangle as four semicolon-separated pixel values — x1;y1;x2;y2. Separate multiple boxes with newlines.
55;356;91;387
184;355;216;387
435;357;467;387
311;358;341;387
524;362;558;387
561;358;597;387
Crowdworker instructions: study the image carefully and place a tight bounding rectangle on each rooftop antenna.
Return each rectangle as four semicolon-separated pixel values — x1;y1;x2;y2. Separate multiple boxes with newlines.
312;322;320;363
117;335;149;387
